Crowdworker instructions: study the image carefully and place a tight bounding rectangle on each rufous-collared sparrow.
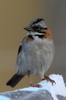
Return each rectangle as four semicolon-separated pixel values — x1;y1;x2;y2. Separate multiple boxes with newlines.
7;18;55;87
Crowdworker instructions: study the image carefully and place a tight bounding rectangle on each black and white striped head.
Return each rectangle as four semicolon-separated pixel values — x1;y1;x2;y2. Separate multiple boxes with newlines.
24;18;47;35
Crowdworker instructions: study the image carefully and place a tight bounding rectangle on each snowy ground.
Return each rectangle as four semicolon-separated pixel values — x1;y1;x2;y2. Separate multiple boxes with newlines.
0;74;66;100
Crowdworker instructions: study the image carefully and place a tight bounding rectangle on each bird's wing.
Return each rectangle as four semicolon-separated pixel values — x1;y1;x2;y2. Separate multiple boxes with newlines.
17;36;27;55
17;35;34;56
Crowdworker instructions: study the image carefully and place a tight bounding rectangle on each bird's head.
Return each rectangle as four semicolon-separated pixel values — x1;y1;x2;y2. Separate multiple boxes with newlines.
24;18;48;35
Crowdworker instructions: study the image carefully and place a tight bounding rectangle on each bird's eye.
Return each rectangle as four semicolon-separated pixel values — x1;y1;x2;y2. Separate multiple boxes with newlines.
35;26;39;29
37;25;42;29
35;25;41;30
38;27;41;30
31;25;42;32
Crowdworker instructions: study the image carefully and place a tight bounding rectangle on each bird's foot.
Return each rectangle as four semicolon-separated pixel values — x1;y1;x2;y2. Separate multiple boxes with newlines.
30;83;42;88
42;76;56;85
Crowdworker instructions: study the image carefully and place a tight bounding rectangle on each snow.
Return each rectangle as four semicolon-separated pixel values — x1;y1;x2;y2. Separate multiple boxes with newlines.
0;74;66;100
21;74;66;100
0;96;10;100
49;74;66;96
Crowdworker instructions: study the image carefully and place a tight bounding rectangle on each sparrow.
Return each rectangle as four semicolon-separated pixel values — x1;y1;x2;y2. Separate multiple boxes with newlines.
6;18;55;87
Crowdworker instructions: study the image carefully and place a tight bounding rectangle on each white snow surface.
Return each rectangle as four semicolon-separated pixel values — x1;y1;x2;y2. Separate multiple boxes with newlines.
0;96;10;100
0;74;66;100
21;74;66;100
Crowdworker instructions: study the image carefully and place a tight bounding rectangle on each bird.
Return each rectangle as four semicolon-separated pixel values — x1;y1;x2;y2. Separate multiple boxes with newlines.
6;18;55;87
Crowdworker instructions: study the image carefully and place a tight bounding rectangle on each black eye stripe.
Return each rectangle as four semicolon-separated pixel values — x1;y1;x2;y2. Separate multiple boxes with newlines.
31;25;47;33
32;26;45;30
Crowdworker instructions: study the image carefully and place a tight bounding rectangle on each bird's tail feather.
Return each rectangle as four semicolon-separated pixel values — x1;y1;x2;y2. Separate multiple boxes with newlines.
6;74;25;87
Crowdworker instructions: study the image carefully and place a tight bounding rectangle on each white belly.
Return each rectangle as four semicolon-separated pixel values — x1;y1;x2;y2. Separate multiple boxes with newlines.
16;38;54;78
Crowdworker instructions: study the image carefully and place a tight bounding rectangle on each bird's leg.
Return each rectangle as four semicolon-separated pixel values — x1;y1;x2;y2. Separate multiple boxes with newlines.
29;75;33;86
28;71;42;88
28;71;33;86
42;75;56;85
29;75;42;88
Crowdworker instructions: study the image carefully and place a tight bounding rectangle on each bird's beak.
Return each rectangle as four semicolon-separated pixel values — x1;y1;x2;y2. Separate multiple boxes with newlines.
24;26;32;31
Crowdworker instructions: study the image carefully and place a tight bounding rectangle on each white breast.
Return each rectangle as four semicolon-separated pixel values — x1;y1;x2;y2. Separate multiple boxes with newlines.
16;37;54;78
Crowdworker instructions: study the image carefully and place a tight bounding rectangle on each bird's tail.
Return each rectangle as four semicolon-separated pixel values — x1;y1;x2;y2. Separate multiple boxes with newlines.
6;74;25;87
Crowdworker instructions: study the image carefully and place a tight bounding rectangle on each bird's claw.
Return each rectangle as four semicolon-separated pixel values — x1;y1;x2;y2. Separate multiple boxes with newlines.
42;76;56;85
30;83;42;88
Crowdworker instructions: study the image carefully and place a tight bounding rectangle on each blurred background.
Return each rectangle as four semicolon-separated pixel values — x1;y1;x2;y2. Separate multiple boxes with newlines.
0;0;66;92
